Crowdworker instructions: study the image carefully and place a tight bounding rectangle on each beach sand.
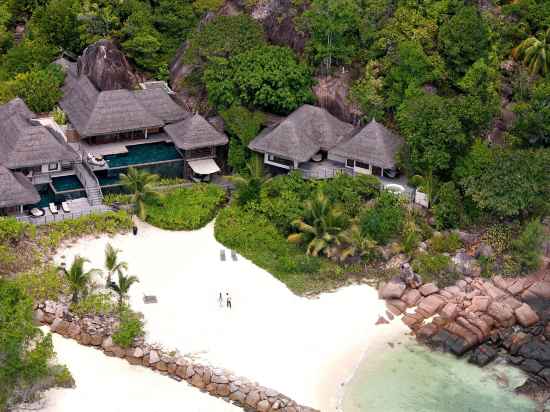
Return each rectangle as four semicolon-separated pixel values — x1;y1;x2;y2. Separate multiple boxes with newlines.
39;329;240;412
53;220;408;411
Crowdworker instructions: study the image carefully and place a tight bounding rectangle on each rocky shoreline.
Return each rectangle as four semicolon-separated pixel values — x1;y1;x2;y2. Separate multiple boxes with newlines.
379;259;550;407
34;299;318;412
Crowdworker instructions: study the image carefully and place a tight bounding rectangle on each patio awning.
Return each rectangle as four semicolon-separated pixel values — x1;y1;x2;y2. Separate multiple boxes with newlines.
187;158;220;175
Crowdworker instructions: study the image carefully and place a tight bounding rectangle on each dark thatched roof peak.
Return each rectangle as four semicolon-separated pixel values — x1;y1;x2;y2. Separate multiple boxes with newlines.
165;114;228;150
248;104;354;163
329;119;403;169
0;98;80;169
0;165;40;208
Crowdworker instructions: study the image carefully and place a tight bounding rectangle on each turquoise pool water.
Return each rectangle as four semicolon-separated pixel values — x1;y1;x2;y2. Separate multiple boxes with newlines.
343;337;537;412
51;175;83;192
104;142;182;169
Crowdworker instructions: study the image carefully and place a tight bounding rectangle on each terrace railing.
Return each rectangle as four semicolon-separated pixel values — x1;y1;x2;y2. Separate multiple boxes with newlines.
16;205;113;226
298;166;353;180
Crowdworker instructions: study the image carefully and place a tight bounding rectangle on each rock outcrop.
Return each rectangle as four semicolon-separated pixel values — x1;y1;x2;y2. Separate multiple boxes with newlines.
77;39;138;91
312;72;363;123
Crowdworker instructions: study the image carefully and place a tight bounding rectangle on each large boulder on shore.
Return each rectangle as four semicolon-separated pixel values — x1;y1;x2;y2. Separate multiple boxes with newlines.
379;279;406;300
77;39;138;91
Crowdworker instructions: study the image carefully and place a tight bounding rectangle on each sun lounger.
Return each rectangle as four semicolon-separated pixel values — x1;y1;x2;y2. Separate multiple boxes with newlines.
231;250;238;261
220;249;226;261
49;202;58;214
61;201;71;213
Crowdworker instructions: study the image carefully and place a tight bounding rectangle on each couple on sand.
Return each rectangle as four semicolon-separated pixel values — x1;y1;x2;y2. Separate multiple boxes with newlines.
219;292;232;309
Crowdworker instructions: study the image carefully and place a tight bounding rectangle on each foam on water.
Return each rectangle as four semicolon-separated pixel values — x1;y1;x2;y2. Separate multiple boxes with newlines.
342;336;537;412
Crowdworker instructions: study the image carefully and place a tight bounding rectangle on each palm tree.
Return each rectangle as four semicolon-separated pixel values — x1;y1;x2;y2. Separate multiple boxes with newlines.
230;154;270;206
109;271;140;309
333;222;378;263
104;243;128;287
513;28;549;77
287;192;347;257
59;256;102;303
119;167;160;220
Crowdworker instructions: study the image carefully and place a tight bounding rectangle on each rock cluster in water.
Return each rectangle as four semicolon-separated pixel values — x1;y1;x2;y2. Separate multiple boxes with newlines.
35;300;318;412
378;243;550;396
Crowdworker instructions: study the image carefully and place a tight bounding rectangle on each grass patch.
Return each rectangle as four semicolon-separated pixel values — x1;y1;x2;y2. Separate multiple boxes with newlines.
146;184;226;230
112;310;145;348
215;205;346;295
70;291;116;317
13;266;69;302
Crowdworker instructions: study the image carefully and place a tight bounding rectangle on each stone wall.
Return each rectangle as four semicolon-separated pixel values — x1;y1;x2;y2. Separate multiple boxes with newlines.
35;301;318;412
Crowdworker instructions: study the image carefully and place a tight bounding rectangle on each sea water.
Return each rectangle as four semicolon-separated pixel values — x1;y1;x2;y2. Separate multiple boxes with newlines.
342;337;537;412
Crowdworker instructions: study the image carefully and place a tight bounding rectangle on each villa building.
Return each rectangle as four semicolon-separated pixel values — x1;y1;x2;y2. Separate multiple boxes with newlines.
0;98;81;215
56;57;228;187
248;105;403;180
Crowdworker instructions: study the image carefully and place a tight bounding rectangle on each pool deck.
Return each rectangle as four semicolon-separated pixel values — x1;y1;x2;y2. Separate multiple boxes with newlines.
16;198;112;225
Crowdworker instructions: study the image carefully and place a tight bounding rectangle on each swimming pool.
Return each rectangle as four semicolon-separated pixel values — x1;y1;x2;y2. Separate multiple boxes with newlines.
103;142;182;169
51;175;84;192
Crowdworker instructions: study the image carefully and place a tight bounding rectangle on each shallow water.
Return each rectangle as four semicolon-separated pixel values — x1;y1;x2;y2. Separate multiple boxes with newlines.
343;337;537;412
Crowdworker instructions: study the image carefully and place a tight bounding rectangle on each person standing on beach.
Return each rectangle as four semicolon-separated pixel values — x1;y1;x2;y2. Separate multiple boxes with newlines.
218;292;223;308
226;293;232;309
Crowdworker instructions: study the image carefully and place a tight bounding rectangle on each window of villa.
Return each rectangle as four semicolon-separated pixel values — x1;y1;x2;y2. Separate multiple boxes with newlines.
48;162;58;171
346;159;354;167
356;161;370;170
186;147;214;159
268;154;293;167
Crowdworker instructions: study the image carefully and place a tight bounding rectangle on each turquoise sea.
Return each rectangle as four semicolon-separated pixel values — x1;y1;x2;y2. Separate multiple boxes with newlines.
342;337;537;412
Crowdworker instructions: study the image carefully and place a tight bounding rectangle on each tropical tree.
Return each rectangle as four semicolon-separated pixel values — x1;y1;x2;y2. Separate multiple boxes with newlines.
59;256;102;303
104;243;128;287
119;167;159;220
513;28;550;77
287;192;348;257
333;222;378;263
230;154;270;206
109;271;139;309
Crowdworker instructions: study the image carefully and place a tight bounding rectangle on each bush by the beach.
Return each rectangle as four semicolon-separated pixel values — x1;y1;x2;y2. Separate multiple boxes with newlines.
103;193;133;206
215;205;344;294
112;310;145;348
412;253;459;287
71;291;116;317
511;220;545;274
38;211;133;250
359;191;405;245
13;266;69;303
0;278;66;410
146;184;226;230
429;232;462;254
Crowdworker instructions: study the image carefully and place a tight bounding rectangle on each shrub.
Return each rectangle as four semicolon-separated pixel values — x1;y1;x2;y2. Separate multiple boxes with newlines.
145;184;226;230
13;266;69;303
482;223;514;254
38;211;133;251
412;253;458;287
359;191;405;245
70;291;115;317
433;182;462;229
320;173;380;218
429;232;462;254
0;217;32;244
511;220;545;273
103;193;133;206
112;310;144;349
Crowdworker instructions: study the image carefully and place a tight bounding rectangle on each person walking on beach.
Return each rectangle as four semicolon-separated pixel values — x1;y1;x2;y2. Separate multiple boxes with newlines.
226;293;232;309
218;292;223;308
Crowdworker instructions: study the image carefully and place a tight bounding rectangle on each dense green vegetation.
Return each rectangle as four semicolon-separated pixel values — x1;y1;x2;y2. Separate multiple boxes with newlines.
145;184;226;230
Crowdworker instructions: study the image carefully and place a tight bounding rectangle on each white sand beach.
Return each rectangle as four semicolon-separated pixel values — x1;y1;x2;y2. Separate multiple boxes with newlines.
53;220;408;411
39;330;240;412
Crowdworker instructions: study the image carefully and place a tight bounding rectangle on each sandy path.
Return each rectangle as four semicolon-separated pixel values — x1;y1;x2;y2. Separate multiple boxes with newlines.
55;220;407;410
38;330;240;412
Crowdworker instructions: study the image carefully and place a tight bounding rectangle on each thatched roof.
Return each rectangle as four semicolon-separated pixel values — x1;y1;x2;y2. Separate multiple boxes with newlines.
0;166;40;208
165;114;228;150
134;88;189;124
248;105;353;163
0;98;80;169
329;119;403;169
60;75;164;137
